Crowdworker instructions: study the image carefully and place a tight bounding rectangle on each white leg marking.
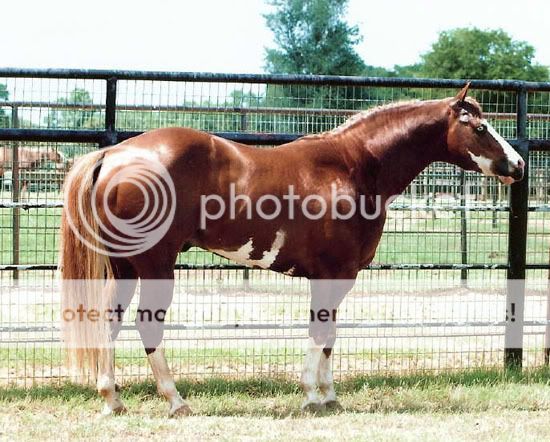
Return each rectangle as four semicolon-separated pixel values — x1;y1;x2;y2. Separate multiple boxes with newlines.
211;229;286;269
300;338;324;409
318;353;337;404
97;350;125;415
148;348;190;416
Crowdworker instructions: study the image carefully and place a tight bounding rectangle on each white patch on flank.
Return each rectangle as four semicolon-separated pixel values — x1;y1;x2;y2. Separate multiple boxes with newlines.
485;120;523;167
100;147;161;175
211;229;286;269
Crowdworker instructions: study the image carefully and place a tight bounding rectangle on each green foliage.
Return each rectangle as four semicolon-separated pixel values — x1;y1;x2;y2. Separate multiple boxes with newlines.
420;28;549;81
46;88;102;129
0;83;9;128
264;0;365;76
0;84;7;101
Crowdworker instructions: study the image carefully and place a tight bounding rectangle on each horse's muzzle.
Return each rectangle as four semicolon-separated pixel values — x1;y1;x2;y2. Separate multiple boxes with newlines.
494;157;525;183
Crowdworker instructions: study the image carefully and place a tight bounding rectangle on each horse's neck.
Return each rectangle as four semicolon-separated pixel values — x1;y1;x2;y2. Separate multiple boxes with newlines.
336;103;448;198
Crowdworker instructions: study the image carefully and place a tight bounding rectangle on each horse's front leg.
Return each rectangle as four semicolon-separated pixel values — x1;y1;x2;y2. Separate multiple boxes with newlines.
317;327;342;411
137;277;191;417
301;279;353;412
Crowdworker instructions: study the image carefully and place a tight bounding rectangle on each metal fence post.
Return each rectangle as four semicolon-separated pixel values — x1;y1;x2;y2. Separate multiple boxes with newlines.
102;77;118;147
460;170;468;284
11;106;20;283
240;110;250;289
545;249;550;363
504;86;529;369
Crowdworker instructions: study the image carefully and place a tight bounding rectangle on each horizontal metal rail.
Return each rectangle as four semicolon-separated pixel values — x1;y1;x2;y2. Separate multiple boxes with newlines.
0;263;511;271
4;328;550;346
6;202;550;213
3;101;550;122
0;128;301;146
3;319;550;335
1;127;550;151
3;263;550;271
3;68;550;91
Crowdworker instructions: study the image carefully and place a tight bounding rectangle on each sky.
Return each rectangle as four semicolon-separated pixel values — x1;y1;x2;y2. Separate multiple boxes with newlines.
2;0;550;73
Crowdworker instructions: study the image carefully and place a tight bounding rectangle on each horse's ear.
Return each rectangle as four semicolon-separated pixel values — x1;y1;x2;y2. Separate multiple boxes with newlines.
455;82;471;103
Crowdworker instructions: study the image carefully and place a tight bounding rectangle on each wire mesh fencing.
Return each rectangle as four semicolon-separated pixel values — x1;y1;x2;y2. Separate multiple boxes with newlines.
0;70;549;386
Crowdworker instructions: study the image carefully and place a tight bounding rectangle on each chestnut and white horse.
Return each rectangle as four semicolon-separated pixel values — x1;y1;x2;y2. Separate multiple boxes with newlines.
60;84;523;416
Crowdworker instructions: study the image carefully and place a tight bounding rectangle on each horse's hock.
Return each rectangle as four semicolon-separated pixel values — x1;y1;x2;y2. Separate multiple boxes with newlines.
0;69;549;386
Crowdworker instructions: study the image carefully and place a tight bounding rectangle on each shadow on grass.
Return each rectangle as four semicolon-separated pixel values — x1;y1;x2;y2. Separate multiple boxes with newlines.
1;367;550;417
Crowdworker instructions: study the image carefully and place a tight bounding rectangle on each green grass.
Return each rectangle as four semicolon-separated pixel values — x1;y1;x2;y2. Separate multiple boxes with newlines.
1;346;492;373
2;369;550;440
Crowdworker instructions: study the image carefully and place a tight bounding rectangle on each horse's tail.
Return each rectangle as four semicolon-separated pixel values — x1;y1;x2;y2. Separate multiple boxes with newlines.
59;149;113;379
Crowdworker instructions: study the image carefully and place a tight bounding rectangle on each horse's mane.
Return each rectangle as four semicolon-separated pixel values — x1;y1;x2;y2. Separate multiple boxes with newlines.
301;99;423;140
303;96;481;140
330;100;422;135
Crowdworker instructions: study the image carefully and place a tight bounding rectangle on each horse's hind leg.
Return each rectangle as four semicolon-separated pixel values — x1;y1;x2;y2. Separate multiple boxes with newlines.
135;270;191;417
97;259;137;416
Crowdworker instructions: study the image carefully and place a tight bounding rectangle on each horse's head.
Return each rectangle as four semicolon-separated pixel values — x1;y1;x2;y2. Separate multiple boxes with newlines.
445;83;524;184
43;149;65;164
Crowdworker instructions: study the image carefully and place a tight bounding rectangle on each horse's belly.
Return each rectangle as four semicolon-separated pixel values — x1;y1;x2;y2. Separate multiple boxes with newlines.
208;229;286;270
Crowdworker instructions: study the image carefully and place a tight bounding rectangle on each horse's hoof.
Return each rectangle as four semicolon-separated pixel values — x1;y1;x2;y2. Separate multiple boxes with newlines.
323;400;344;412
169;404;192;418
301;402;325;414
100;404;127;417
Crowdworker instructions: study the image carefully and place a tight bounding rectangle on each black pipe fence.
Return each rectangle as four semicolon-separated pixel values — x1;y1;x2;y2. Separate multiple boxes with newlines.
0;68;549;375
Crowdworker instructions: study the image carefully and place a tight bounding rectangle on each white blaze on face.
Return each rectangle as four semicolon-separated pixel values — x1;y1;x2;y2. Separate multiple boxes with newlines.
486;121;523;167
211;229;286;269
468;120;523;179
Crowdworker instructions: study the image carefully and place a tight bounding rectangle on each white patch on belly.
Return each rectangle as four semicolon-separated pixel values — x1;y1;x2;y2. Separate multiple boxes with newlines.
211;229;286;269
284;266;296;276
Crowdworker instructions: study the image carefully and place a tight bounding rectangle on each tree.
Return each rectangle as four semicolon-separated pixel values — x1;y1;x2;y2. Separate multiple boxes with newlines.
420;28;549;81
47;88;101;129
264;0;366;76
0;84;9;128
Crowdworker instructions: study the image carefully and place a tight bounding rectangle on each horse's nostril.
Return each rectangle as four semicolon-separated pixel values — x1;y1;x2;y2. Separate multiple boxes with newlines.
512;167;524;181
518;157;525;169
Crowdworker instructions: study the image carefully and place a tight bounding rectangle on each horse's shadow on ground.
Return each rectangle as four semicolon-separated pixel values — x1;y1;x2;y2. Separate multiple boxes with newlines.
2;369;547;418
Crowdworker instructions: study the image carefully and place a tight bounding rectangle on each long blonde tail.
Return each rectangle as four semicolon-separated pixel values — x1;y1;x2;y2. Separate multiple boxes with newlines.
59;150;113;379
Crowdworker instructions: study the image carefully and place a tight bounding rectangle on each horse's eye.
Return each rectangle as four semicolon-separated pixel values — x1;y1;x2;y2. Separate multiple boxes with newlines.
476;125;487;134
